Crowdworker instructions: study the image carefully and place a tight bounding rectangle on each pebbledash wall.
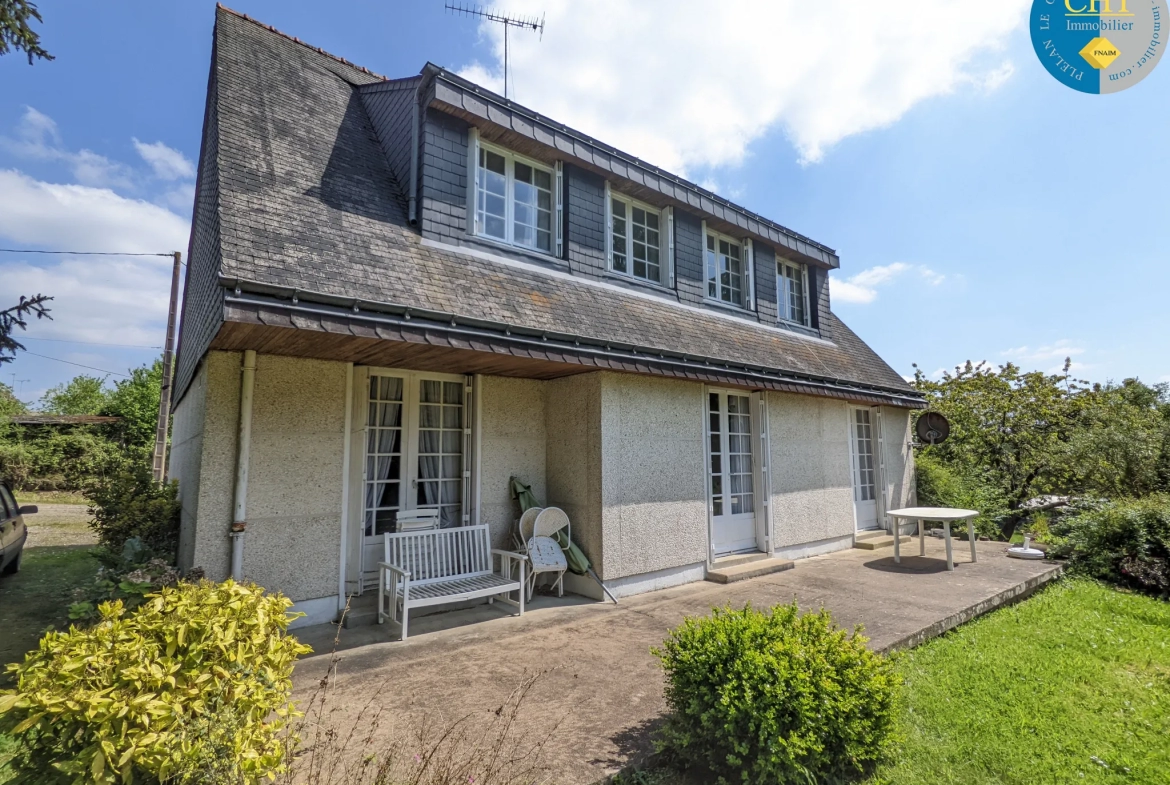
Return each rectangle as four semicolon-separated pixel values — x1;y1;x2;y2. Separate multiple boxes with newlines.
170;353;915;623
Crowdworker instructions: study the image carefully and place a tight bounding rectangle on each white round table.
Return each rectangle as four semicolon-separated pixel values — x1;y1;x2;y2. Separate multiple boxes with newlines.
885;507;980;571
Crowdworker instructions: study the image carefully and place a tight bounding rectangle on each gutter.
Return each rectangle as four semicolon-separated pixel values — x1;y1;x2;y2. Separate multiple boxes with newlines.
219;279;925;408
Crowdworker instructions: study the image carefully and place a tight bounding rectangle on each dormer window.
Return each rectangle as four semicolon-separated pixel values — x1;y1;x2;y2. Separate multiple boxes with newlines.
473;140;553;254
778;260;809;326
608;193;667;285
705;230;746;307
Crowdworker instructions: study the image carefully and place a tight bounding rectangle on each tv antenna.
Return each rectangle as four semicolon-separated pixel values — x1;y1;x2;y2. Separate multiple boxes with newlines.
446;3;544;100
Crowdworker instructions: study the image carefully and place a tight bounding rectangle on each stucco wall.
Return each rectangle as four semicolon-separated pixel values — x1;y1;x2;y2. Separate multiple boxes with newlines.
242;355;347;602
599;373;708;580
545;373;604;573
177;351;346;603
188;350;242;580
170;359;207;572
477;376;547;549
766;391;856;548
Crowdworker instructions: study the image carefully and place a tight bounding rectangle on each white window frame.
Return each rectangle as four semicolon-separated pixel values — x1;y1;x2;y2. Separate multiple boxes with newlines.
605;188;669;287
703;226;750;309
777;259;811;327
470;136;556;256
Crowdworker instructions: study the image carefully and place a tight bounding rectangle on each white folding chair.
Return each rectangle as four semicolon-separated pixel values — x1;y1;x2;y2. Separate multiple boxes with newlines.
396;507;441;532
522;507;570;600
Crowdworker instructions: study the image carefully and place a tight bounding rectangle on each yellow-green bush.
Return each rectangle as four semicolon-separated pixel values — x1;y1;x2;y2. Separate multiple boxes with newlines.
654;603;900;784
0;580;311;784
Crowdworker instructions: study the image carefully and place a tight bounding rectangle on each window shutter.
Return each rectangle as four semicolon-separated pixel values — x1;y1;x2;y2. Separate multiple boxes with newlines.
666;206;675;287
744;237;755;310
467;127;480;236
555;161;564;259
801;264;811;326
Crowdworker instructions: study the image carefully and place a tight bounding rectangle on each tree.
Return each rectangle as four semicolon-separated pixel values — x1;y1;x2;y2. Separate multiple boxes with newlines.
0;294;53;364
0;0;52;64
0;382;25;420
101;359;163;449
913;360;1086;538
1069;379;1170;498
39;375;110;415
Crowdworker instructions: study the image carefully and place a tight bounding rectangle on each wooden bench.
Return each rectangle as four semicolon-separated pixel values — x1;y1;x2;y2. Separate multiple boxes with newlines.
378;524;525;640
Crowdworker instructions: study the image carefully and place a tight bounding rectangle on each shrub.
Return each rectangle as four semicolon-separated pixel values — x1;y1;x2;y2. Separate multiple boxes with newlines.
68;538;187;622
1048;494;1170;597
0;580;311;785
654;603;900;785
915;451;1007;539
81;449;180;557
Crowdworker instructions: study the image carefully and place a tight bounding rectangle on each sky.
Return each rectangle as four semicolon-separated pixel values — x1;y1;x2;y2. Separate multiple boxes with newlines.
1;0;1167;408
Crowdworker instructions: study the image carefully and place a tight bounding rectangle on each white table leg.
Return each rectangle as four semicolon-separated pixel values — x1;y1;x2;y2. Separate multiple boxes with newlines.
944;520;953;571
968;517;977;563
918;518;925;557
893;517;901;563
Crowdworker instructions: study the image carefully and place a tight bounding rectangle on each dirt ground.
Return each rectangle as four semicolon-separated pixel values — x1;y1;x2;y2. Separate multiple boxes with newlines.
22;503;96;548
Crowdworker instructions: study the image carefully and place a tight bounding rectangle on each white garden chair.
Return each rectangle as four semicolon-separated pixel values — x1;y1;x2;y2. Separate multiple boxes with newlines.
396;507;441;532
517;507;570;600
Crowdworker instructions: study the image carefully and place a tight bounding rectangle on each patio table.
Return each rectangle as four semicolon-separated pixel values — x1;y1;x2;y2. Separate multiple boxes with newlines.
885;507;979;572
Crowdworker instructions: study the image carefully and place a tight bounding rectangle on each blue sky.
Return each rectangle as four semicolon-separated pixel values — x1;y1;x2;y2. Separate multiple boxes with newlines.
1;0;1167;406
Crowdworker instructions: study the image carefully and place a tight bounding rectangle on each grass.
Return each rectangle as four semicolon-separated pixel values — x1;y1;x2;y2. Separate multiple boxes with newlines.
12;489;88;506
0;545;99;780
866;579;1170;784
621;579;1169;785
0;545;97;679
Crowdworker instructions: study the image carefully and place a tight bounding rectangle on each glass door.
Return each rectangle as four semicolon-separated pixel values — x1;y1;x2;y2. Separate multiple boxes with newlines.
708;390;757;555
360;372;465;584
851;408;879;530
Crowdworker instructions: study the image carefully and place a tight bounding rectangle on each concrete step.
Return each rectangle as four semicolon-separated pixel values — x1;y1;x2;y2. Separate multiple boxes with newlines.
712;552;772;569
706;557;794;584
853;534;912;551
341;596;379;628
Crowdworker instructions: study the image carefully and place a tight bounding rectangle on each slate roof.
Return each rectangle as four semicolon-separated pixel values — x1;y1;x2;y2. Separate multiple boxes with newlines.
175;6;923;408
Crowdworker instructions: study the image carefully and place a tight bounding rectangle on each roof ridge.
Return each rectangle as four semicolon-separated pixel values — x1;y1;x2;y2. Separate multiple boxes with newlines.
215;3;387;80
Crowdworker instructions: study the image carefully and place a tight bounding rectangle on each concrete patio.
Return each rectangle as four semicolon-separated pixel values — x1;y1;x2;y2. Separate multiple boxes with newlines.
292;539;1063;783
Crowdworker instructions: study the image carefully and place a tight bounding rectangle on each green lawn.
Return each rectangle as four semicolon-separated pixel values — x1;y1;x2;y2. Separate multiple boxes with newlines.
866;579;1170;784
621;579;1169;785
0;545;97;680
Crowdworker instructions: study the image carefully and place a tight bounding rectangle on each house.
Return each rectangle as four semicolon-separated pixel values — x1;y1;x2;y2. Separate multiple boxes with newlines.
168;7;925;627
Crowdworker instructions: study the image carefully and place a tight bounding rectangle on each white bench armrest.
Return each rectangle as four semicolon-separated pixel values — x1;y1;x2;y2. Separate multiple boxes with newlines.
491;549;525;560
377;561;410;580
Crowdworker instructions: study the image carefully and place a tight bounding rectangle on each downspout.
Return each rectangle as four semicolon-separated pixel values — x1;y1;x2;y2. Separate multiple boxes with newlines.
230;349;257;581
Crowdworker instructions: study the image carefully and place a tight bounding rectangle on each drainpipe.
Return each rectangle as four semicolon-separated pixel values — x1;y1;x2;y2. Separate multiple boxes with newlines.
230;350;257;581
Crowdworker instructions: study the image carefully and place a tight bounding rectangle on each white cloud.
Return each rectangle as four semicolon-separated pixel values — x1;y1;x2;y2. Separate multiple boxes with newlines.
830;262;944;304
1;107;133;188
0;169;189;252
160;182;196;213
133;138;196;180
1001;340;1088;374
458;0;1028;171
0;170;190;347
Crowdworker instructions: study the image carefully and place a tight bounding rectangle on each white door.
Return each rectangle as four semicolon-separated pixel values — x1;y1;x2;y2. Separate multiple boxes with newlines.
850;407;879;530
360;372;467;584
708;390;758;555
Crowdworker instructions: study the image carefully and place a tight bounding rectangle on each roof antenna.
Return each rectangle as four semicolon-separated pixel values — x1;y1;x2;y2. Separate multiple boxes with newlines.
445;3;544;100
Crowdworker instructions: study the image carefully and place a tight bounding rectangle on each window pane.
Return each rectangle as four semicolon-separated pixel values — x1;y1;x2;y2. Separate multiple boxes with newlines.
515;161;533;183
612;198;626;218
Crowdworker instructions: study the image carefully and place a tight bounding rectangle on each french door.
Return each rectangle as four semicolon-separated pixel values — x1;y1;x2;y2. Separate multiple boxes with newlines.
360;371;468;583
850;407;879;530
708;390;757;555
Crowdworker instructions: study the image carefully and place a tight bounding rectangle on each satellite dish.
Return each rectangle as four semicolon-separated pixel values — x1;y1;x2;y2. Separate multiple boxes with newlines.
916;412;950;445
